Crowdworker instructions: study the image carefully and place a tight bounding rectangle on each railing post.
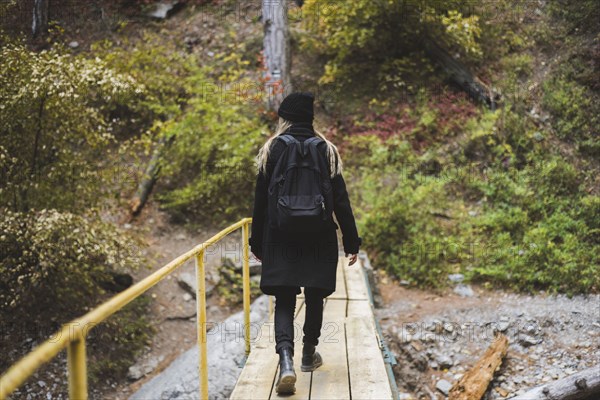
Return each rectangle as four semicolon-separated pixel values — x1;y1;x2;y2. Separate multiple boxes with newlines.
195;250;208;400
67;338;87;400
242;220;251;356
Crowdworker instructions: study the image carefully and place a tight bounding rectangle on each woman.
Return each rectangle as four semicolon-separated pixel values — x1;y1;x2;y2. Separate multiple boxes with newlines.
249;92;361;395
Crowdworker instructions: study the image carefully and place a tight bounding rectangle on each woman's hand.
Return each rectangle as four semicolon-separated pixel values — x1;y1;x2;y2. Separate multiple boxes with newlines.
345;253;358;266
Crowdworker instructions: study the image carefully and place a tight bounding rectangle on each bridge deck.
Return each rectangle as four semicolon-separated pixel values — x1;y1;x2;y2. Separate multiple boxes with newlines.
230;256;394;400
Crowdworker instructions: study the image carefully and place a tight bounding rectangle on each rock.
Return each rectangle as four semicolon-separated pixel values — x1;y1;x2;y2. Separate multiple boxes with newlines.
127;355;164;381
225;256;262;276
519;334;542;347
68;41;79;49
37;381;46;388
436;379;453;396
437;354;454;369
398;393;414;400
177;272;216;299
400;280;410;286
129;295;270;400
497;318;511;332
182;293;192;302
148;1;182;19
454;284;474;297
448;273;464;283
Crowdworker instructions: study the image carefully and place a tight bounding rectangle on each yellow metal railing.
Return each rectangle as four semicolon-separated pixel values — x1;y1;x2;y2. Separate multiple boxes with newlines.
0;218;256;400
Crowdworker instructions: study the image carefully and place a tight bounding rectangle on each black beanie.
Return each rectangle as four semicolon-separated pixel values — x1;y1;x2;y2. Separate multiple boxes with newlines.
277;92;314;123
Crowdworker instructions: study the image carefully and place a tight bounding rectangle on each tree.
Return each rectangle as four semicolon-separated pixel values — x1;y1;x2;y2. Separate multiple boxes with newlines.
32;0;49;37
262;0;291;110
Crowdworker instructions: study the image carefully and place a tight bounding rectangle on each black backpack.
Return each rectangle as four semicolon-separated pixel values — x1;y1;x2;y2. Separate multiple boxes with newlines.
267;134;334;233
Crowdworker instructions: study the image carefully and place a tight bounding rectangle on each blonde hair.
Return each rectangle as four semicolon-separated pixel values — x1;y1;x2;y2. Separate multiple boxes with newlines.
256;118;343;178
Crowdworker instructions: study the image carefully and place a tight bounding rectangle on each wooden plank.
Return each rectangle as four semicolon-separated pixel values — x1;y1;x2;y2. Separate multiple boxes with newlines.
230;320;278;399
329;257;347;300
231;296;305;400
309;298;349;400
346;299;372;319
344;257;369;301
269;301;312;399
345;316;393;399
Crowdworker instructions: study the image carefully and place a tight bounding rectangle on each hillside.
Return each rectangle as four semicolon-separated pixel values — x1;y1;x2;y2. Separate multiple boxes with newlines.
1;0;598;399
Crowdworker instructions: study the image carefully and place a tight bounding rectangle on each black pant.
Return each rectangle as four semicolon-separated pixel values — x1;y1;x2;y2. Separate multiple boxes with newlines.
273;286;327;356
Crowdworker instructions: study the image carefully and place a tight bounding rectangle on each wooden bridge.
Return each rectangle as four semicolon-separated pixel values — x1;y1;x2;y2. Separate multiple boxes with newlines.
1;219;397;400
231;255;397;400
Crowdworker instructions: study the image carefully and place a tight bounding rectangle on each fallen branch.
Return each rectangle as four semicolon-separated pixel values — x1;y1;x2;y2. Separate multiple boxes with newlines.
449;334;509;400
512;365;600;400
423;36;500;110
165;313;196;321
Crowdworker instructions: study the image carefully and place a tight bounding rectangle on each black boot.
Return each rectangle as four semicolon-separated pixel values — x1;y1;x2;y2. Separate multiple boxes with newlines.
275;347;296;394
301;343;323;372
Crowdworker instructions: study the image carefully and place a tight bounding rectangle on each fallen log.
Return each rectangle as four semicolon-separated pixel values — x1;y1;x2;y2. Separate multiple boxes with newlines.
512;365;600;400
423;36;500;111
449;334;509;400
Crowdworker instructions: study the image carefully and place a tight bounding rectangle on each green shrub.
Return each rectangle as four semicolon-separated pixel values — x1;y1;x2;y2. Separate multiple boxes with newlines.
93;33;269;224
301;0;482;89
348;110;599;294
0;37;142;213
155;52;268;223
0;209;152;379
542;77;595;141
348;136;462;287
469;211;599;294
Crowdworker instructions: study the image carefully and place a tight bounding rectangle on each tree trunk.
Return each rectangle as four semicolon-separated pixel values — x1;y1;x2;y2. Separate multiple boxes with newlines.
32;0;49;38
423;36;500;111
512;366;600;400
449;334;509;400
129;137;170;217
262;0;291;110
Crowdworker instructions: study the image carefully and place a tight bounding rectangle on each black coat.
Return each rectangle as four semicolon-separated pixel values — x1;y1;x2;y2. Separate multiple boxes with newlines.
249;122;362;297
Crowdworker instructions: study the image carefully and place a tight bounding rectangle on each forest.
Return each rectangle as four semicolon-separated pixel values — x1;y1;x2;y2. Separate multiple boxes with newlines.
1;0;598;399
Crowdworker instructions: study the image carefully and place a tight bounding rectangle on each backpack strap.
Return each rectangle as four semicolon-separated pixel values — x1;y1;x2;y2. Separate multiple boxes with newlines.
304;136;323;147
301;136;328;175
276;134;299;146
301;136;321;156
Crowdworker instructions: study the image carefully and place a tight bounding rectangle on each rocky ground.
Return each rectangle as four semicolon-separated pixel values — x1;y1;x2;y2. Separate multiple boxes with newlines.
374;272;600;400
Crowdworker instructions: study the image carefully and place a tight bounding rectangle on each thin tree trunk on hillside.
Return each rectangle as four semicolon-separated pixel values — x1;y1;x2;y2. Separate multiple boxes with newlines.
32;0;49;38
512;366;600;400
449;334;509;400
423;36;500;110
262;0;291;110
129;137;171;218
